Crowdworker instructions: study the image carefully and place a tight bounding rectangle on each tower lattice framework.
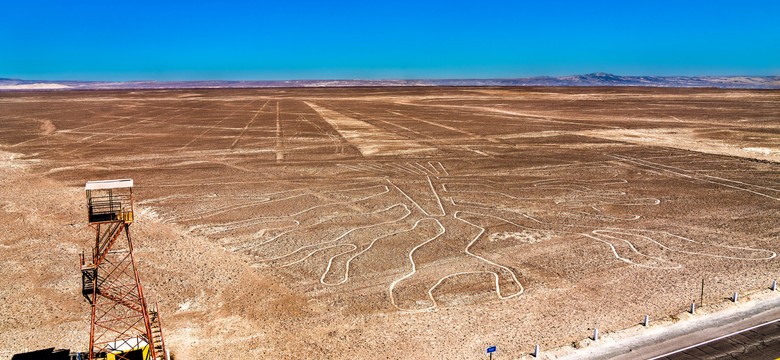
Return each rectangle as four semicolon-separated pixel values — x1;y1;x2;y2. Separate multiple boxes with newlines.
80;179;166;360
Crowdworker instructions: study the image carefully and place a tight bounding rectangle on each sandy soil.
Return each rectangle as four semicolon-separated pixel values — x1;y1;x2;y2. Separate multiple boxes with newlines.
0;87;778;359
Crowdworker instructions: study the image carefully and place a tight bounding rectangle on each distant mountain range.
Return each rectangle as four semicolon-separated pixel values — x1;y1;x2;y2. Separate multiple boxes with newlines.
1;73;778;90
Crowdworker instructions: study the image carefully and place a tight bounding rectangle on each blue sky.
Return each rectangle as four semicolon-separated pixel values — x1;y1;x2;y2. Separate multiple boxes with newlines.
1;1;778;80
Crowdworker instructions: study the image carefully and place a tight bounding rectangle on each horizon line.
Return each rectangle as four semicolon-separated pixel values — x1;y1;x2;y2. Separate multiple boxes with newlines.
2;72;780;83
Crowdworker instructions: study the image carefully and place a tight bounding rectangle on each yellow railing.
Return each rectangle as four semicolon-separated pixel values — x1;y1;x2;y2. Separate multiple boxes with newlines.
121;211;134;223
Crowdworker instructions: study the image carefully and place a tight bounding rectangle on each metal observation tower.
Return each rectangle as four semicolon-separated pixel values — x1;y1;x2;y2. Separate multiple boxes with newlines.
79;179;167;360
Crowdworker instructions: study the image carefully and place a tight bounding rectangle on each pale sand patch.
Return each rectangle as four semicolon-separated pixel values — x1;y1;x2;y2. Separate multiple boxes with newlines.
0;150;40;171
0;83;71;90
488;230;553;244
580;128;780;162
304;101;437;156
743;147;780;156
39;120;57;135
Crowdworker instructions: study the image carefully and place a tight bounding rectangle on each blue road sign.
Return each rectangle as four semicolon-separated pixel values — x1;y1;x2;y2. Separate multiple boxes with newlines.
487;346;496;353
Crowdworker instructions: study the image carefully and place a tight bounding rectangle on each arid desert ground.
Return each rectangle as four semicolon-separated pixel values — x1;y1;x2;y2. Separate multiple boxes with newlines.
1;87;778;359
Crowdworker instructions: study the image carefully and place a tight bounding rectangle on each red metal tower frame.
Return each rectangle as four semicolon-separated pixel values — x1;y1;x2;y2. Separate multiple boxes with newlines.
80;179;167;360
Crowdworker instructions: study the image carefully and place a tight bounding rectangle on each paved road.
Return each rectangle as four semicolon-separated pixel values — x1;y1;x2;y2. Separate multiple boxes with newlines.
654;319;780;359
560;292;780;360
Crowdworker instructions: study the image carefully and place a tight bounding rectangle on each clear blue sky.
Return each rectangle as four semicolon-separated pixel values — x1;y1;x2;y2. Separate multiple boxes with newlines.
1;1;778;80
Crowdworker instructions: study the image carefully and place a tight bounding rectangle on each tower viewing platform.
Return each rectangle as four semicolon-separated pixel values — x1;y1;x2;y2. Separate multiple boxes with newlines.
86;179;134;224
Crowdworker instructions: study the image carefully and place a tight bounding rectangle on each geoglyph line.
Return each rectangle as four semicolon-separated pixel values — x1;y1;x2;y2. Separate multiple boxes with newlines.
427;176;446;216
57;109;184;156
610;154;779;201
275;101;283;161
455;211;525;296
388;218;447;311
231;100;270;149
304;101;435;156
591;229;776;261
387;179;430;216
582;233;681;270
336;161;448;178
388;212;525;312
426;161;442;175
387;110;479;137
175;184;388;223
199;159;778;312
319;211;425;286
10;107;160;147
232;187;394;252
255;204;412;266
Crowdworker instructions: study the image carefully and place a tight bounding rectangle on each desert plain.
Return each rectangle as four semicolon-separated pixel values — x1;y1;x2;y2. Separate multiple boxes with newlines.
0;86;778;359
